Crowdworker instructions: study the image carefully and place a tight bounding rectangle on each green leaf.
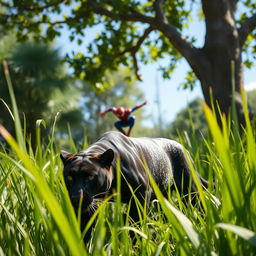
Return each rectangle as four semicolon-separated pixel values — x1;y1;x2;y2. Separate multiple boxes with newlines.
216;223;256;247
119;227;148;239
164;199;200;249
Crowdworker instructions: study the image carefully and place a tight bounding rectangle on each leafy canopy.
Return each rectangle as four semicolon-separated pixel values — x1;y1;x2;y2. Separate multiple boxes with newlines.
0;1;196;85
1;0;255;89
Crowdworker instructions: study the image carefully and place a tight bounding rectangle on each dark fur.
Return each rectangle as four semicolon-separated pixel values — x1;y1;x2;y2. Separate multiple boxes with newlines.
61;131;207;241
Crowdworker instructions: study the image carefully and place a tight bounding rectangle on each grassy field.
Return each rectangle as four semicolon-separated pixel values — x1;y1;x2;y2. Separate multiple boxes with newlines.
1;67;256;255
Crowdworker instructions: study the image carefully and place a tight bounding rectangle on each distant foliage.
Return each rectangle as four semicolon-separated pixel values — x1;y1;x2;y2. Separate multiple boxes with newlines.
0;39;83;146
166;91;256;140
164;98;206;140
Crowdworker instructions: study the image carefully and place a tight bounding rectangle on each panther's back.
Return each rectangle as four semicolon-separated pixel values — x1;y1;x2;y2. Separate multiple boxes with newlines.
83;131;191;192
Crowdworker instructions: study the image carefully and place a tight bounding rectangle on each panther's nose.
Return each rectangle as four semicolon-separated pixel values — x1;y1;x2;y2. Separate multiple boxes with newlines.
71;189;85;202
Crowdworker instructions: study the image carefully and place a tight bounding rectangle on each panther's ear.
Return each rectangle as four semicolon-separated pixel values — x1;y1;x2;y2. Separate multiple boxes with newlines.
60;150;73;165
99;149;114;168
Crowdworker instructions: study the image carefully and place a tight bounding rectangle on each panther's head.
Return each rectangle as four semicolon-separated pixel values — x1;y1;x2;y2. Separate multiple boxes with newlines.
60;149;114;213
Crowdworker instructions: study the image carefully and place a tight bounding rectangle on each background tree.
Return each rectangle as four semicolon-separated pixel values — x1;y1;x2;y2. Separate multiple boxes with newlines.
1;0;256;127
166;90;256;141
0;40;83;147
166;98;207;140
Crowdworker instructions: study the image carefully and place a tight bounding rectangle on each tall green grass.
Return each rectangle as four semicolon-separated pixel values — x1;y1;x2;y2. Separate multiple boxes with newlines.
1;60;256;255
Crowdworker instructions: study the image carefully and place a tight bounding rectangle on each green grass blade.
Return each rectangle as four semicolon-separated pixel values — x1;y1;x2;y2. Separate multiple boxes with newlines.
119;227;148;239
0;98;14;120
2;60;26;151
0;125;86;256
204;104;243;215
164;198;200;248
142;160;200;251
216;223;256;247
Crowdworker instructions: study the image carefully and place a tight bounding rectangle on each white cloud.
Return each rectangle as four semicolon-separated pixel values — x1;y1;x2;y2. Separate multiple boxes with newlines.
245;82;256;91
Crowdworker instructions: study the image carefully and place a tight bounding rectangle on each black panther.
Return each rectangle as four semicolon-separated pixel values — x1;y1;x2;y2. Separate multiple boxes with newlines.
60;131;208;241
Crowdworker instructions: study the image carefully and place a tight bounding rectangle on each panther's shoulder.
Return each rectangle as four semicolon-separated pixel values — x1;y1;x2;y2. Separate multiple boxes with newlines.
100;131;182;148
97;131;185;154
99;131;132;144
100;131;126;139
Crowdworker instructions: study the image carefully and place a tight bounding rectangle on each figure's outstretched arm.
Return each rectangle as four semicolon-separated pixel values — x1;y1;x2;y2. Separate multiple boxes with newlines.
99;107;113;116
131;100;148;112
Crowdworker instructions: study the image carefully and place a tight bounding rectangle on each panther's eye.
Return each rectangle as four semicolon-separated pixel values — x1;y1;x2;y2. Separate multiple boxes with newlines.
67;176;73;181
87;175;94;181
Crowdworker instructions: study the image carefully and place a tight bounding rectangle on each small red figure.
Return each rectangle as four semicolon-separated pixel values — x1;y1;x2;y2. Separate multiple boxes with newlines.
99;101;148;136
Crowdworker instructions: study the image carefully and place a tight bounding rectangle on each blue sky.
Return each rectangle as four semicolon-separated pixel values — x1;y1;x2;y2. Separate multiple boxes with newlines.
138;51;256;127
56;5;256;127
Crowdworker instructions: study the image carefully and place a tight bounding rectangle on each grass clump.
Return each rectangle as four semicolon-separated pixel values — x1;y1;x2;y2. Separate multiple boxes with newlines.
0;61;256;255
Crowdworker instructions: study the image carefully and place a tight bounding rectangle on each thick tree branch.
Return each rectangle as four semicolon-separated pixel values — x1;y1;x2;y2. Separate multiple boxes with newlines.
154;0;202;67
154;0;168;24
87;0;155;25
85;1;156;80
91;0;206;81
154;0;212;89
238;13;256;47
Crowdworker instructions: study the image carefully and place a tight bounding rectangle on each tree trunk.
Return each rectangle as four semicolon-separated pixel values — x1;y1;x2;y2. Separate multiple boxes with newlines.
155;0;253;128
191;0;251;127
198;54;246;127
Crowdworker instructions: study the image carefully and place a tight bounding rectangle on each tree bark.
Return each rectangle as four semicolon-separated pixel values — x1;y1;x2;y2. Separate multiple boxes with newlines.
197;0;250;126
